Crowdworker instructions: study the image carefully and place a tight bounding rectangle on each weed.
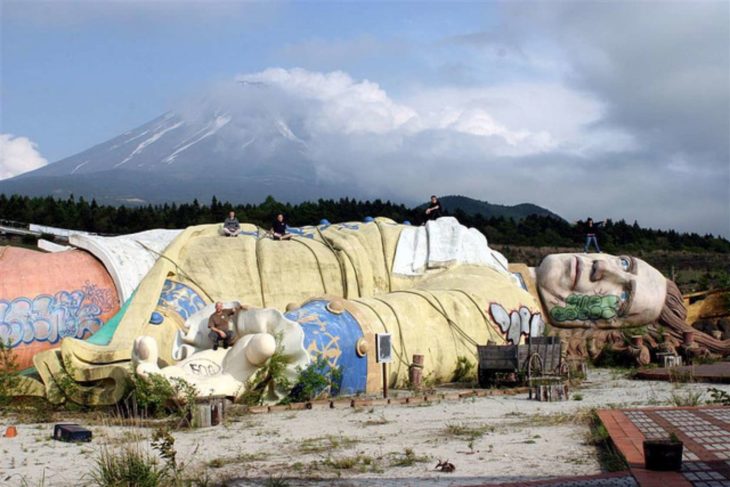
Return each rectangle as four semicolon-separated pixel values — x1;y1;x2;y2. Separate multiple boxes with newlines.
297;435;359;454
444;422;493;440
90;442;167;487
668;368;694;384
573;393;584;401
263;476;290;487
151;428;178;472
584;410;628;472
207;458;226;469
319;454;382;473
670;388;704;407
389;448;430;467
362;413;390;426
0;340;20;407
206;451;267;468
708;387;730;405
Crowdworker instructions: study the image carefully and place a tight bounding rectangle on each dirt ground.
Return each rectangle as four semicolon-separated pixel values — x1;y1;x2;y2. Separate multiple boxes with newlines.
2;368;729;487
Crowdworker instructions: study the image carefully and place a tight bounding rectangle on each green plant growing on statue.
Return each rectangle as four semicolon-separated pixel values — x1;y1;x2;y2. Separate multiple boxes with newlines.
238;334;292;406
550;294;620;322
452;356;476;383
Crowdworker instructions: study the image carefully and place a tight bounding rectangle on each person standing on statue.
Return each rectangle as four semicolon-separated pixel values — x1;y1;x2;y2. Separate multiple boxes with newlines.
583;217;603;253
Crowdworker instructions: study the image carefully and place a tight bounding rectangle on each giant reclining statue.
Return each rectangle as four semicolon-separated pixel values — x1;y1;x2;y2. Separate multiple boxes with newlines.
2;217;727;405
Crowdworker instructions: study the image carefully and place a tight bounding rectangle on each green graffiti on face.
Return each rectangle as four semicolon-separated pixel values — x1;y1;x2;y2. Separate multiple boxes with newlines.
549;294;620;322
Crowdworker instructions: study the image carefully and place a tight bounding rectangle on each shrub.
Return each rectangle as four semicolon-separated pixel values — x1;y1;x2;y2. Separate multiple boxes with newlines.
287;356;342;403
0;340;20;407
90;443;167;487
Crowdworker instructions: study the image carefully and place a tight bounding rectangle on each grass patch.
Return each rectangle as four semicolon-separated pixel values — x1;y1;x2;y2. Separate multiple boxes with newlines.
445;423;494;439
388;448;431;467
297;435;359;454
90;443;168;487
361;413;390;426
318;454;383;474
506;410;591;428
670;388;704;407
206;451;267;469
585;410;628;472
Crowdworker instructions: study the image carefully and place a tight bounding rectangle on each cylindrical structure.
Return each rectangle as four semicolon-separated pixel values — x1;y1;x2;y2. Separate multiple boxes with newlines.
0;246;120;370
409;354;424;390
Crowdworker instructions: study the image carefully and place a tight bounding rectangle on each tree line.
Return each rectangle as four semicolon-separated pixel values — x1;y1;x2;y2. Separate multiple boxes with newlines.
1;193;728;254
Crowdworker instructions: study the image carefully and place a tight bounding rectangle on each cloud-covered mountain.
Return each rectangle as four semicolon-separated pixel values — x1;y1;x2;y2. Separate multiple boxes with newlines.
0;68;627;206
1;62;727;239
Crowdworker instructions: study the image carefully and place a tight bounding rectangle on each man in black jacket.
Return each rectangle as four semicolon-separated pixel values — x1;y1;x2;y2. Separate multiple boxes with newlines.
583;218;603;253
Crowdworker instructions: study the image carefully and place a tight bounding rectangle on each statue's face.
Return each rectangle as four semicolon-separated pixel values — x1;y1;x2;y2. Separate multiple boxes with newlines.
536;253;667;329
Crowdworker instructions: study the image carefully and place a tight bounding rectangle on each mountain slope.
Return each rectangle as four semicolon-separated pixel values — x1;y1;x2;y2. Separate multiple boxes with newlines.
0;109;342;204
426;195;564;221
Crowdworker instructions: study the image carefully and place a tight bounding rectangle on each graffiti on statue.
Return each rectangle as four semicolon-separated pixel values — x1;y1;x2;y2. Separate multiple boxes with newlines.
0;281;116;348
549;293;622;323
183;359;222;376
489;303;545;344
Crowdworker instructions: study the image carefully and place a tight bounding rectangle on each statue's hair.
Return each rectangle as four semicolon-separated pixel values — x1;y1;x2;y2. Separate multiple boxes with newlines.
658;279;729;355
657;279;687;331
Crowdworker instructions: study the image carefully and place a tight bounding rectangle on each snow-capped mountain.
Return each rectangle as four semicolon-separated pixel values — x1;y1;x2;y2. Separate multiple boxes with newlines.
0;108;343;205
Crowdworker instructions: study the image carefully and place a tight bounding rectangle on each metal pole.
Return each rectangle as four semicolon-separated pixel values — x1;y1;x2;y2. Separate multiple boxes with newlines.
382;362;388;399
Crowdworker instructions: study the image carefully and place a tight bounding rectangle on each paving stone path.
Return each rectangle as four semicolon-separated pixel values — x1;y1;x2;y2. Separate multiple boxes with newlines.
599;406;730;487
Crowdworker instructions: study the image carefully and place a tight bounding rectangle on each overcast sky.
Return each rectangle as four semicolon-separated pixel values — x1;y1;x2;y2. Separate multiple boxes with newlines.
1;1;728;237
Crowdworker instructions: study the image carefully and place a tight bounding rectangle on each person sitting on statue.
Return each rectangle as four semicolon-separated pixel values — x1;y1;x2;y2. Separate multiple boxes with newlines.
271;213;293;241
208;302;238;350
222;210;241;237
425;195;443;221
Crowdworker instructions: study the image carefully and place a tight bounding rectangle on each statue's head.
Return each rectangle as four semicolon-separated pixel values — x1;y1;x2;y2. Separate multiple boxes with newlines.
536;253;672;329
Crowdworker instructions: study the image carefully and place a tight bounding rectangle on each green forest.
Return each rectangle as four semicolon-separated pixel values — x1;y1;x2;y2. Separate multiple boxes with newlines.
1;193;728;254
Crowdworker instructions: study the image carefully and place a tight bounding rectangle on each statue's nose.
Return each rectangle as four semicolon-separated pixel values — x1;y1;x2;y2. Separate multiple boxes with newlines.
590;260;626;284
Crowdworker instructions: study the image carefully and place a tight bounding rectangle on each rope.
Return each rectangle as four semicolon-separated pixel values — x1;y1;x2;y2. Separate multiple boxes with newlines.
370;296;412;374
316;226;349;297
254;236;267;307
135;240;214;302
374;221;393;292
290;238;329;295
391;289;481;349
354;299;410;371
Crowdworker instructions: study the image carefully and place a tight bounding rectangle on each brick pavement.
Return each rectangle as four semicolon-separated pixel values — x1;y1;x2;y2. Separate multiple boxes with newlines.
598;406;730;487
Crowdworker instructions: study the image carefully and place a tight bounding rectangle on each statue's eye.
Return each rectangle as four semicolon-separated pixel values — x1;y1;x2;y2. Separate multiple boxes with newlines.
619;257;631;271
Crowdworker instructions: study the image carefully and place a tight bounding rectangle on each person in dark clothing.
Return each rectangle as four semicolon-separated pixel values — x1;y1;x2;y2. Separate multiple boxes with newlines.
425;195;443;221
271;213;293;240
222;211;241;237
583;217;604;253
208;302;237;350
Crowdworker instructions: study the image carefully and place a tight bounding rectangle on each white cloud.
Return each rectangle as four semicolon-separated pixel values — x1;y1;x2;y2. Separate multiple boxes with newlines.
0;134;48;180
231;67;628;159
